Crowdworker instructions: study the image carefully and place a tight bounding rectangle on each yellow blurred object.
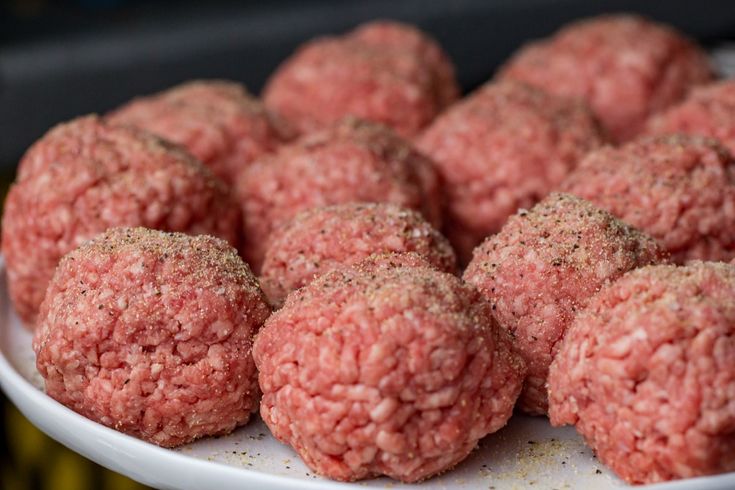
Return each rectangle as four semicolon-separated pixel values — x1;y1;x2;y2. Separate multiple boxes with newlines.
2;463;28;490
7;403;46;470
105;470;148;490
2;400;149;490
44;451;93;490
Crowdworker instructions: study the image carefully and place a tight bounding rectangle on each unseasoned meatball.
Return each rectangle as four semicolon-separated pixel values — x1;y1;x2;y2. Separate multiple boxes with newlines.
646;80;735;155
263;20;459;138
108;80;291;183
2;115;240;327
499;14;712;142
236;118;441;271
416;81;603;262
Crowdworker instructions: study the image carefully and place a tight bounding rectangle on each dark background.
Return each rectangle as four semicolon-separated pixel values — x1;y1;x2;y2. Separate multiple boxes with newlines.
4;0;735;168
1;0;735;489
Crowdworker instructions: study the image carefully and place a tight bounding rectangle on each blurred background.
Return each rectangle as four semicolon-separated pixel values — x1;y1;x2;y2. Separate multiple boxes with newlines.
1;0;735;488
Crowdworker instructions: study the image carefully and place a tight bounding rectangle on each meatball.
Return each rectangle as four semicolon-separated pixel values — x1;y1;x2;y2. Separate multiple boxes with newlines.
107;80;291;184
236;118;442;272
464;193;666;415
1;115;240;327
499;14;713;142
548;262;735;484
416;81;603;262
34;227;271;448
263;20;459;138
253;253;525;482
560;134;735;263
646;80;735;155
350;20;459;110
260;203;456;307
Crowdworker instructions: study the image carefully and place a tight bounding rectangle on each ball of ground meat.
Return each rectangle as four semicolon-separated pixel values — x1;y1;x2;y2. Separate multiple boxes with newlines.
560;134;735;263
34;227;270;448
1;115;240;327
416;81;604;263
260;203;456;307
646;80;735;155
499;14;713;142
263;21;459;138
107;80;291;184
548;261;735;484
253;253;524;482
236;117;442;272
350;20;459;110
464;193;666;415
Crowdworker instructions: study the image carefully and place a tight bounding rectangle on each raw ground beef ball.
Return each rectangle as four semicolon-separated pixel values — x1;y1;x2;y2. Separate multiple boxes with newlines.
416;81;604;262
548;262;735;484
499;14;713;142
464;193;666;415
1;115;240;327
236;118;442;272
108;80;292;184
34;227;271;448
646;80;735;155
560;134;735;263
263;20;459;138
350;20;459;110
253;253;525;482
260;202;456;307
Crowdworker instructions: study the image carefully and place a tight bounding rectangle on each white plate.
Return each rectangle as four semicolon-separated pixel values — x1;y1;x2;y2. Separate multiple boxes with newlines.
1;263;734;490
